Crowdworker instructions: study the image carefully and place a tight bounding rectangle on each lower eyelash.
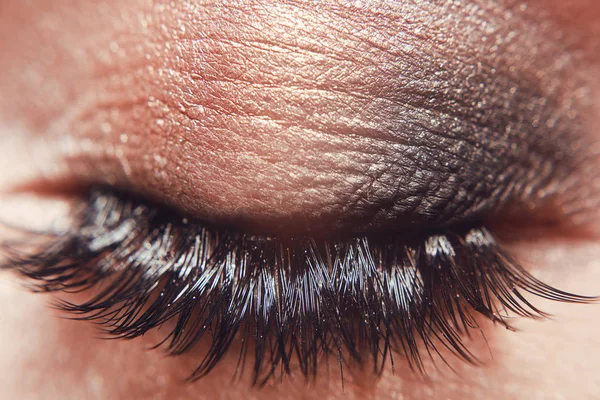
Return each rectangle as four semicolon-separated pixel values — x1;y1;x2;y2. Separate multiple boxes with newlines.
1;189;595;385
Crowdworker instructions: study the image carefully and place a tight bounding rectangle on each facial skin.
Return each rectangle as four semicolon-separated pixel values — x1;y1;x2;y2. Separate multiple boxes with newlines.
0;1;600;399
3;0;600;234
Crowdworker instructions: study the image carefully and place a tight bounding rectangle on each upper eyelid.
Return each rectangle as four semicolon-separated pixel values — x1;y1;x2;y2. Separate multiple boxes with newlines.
0;2;594;237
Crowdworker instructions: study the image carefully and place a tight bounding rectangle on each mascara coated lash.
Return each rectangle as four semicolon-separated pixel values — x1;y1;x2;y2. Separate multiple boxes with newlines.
4;189;594;385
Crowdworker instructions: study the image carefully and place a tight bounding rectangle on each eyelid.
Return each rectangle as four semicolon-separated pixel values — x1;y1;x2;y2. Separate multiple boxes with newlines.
2;2;593;238
42;80;583;238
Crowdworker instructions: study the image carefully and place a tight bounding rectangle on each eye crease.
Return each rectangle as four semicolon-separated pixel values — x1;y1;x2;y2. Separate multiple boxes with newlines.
1;0;600;397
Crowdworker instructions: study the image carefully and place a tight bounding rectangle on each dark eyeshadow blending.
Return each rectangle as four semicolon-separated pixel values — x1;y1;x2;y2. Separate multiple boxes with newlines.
39;3;588;238
2;189;593;385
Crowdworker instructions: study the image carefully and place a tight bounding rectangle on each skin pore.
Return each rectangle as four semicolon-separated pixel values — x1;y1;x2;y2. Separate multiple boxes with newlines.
0;1;600;399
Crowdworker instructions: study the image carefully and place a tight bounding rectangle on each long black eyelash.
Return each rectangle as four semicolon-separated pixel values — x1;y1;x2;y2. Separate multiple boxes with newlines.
2;189;595;385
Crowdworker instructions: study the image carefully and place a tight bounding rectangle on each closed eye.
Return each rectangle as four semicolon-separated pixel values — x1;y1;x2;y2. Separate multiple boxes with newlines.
1;0;600;391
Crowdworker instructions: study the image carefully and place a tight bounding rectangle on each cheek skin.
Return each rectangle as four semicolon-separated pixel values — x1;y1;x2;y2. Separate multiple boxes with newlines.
0;221;599;400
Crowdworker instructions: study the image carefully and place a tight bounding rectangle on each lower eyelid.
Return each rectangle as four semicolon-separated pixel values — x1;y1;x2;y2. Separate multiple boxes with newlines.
2;188;594;385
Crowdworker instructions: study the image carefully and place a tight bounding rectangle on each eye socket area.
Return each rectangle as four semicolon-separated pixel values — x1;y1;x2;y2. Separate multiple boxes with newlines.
1;1;594;397
2;0;599;239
